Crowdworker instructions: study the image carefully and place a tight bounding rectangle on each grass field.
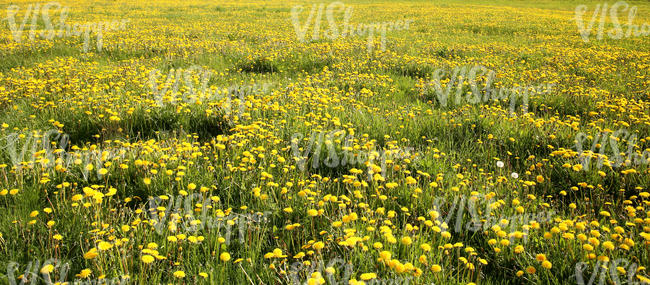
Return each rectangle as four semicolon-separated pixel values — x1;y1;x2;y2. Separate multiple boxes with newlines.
0;0;649;284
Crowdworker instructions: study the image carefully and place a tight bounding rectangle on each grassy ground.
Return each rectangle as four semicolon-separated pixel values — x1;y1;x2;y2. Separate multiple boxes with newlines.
0;0;649;284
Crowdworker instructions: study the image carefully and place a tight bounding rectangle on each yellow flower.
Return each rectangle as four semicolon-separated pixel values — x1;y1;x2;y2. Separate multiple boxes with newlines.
405;176;417;185
220;252;231;262
360;273;377;281
313;241;324;250
84;248;98;259
379;251;391;261
97;241;113;251
431;264;442;273
173;271;185;278
40;264;54;274
349;279;365;285
526;266;536;274
603;241;615;250
542;261;552;269
536;175;544;183
141;255;155;264
77;269;92;279
272;248;284;258
514;245;524;253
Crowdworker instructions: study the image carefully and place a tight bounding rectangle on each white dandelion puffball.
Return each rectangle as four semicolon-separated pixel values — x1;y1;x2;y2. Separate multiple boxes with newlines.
511;172;519;179
496;161;504;168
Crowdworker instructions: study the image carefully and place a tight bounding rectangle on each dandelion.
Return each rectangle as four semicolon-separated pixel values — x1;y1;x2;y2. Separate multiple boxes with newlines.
141;255;155;264
307;209;319;217
313;241;325;250
98;241;113;251
40;264;54;274
360;273;377;281
526;266;536;274
273;248;284;258
84;248;98;259
77;269;92;279
431;264;442;273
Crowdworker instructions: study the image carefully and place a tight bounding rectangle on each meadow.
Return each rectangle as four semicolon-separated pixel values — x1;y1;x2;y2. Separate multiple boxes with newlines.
0;0;649;284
